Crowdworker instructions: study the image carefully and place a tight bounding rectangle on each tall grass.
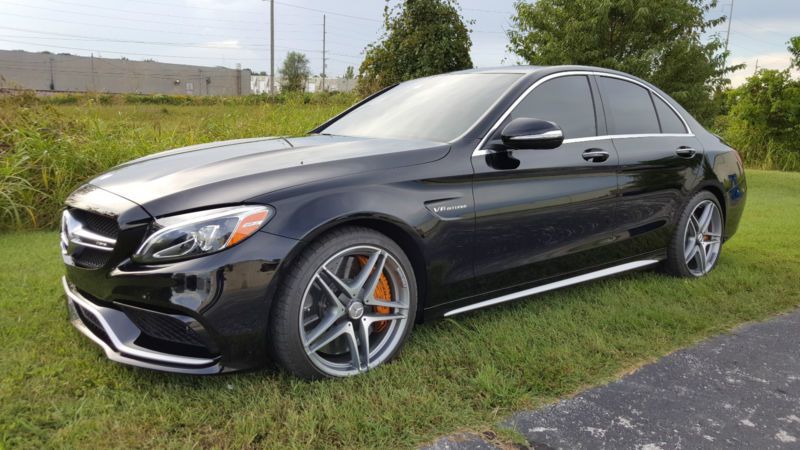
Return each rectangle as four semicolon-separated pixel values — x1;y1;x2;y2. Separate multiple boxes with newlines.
0;91;358;231
0;155;39;228
713;115;800;172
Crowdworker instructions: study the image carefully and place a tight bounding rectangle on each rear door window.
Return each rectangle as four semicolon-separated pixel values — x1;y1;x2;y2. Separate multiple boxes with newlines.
597;77;660;135
653;95;688;134
510;75;597;139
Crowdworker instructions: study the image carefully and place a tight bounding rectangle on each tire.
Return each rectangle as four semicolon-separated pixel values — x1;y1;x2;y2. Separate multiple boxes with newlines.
664;190;724;278
269;226;417;379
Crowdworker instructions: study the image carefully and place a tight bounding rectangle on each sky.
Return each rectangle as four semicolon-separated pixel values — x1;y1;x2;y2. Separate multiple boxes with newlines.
0;0;797;86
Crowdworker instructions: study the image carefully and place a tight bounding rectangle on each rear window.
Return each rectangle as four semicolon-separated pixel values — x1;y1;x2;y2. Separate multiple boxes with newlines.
597;77;660;135
653;95;688;134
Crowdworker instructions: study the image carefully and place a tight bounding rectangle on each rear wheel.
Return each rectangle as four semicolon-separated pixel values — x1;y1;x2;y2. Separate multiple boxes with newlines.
270;227;417;379
665;191;724;277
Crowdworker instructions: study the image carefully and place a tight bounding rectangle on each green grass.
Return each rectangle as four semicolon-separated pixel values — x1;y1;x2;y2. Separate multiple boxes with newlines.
0;92;358;231
1;170;798;449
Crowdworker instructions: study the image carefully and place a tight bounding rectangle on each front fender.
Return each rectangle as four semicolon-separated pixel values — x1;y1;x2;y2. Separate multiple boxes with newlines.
253;163;478;309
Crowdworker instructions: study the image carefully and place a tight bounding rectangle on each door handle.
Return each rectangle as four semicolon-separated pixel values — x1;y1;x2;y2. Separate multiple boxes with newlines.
675;146;697;158
582;149;610;162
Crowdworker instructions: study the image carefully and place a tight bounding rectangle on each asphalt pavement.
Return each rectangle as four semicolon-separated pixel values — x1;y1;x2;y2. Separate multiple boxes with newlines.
424;309;800;450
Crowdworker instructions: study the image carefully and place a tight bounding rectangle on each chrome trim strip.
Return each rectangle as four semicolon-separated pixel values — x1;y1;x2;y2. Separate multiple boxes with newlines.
63;277;216;367
471;134;696;157
563;133;695;144
472;70;693;156
443;259;661;317
69;228;116;251
62;209;117;252
508;130;564;141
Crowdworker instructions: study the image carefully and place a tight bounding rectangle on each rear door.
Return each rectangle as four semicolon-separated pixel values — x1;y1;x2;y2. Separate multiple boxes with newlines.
594;75;704;259
471;74;620;294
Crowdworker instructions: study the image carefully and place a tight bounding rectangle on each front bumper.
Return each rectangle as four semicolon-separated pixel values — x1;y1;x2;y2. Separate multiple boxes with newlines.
64;277;224;374
64;230;300;374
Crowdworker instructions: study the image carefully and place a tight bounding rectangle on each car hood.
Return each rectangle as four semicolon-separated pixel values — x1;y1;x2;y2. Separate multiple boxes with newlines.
88;135;449;217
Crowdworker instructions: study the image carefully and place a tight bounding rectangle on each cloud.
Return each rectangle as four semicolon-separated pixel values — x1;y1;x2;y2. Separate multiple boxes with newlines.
729;52;798;86
206;40;241;49
733;18;798;36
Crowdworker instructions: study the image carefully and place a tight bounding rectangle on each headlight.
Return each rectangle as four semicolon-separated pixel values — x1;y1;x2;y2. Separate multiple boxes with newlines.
133;205;274;264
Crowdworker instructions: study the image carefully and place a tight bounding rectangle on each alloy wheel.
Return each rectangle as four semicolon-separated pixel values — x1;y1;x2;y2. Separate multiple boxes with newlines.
298;245;411;377
683;200;723;277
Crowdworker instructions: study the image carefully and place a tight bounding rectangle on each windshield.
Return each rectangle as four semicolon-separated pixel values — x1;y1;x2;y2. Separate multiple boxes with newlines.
321;73;522;142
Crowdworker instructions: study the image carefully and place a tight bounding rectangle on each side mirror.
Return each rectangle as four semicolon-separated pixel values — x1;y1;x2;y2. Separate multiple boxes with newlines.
500;118;564;150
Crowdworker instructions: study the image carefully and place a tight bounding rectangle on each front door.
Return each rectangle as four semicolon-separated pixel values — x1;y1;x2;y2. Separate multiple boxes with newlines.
471;74;620;294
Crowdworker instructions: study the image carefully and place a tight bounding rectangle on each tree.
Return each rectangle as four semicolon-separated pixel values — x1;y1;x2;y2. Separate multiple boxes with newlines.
789;36;800;70
507;0;740;123
343;66;355;80
279;52;311;92
720;36;800;171
357;0;473;95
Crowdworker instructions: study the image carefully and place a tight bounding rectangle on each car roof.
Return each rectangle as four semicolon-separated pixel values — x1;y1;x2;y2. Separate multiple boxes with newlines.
454;65;635;76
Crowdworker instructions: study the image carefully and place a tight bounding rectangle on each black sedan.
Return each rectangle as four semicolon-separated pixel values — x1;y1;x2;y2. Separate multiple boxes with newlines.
61;65;747;379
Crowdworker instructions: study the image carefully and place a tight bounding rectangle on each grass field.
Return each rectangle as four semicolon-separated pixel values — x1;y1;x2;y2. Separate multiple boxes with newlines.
1;169;798;449
0;93;357;230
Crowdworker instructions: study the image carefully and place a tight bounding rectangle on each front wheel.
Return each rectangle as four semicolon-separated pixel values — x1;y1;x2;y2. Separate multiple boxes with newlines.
665;191;724;277
270;226;417;379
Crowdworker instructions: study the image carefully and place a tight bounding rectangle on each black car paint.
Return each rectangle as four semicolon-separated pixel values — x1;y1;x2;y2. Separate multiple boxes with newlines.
62;65;747;373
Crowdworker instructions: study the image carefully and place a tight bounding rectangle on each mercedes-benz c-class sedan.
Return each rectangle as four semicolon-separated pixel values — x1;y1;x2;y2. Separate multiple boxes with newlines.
61;66;746;379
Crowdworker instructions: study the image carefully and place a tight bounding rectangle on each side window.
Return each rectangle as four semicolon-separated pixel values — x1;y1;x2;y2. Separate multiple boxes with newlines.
510;76;596;139
653;95;688;134
597;77;659;135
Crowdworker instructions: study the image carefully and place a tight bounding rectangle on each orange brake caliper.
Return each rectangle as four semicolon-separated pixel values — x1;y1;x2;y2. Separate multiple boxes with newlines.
356;256;392;332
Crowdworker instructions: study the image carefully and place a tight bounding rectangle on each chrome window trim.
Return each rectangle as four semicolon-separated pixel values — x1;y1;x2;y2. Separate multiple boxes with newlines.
444;259;661;317
471;70;693;157
472;133;697;156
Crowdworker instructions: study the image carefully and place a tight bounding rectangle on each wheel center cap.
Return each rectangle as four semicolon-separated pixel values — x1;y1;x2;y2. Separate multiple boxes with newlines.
348;302;365;320
697;234;705;244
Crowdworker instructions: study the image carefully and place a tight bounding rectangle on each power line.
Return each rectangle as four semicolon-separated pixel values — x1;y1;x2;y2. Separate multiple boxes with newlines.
0;38;281;62
2;1;297;33
0;33;363;59
272;1;381;23
0;28;351;54
0;12;308;39
42;0;269;26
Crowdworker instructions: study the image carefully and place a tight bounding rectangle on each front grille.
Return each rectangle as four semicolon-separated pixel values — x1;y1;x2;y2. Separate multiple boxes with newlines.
121;305;207;348
69;209;119;239
64;208;119;269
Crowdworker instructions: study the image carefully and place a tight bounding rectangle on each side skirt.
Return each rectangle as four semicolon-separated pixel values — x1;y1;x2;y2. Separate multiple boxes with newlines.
443;259;661;317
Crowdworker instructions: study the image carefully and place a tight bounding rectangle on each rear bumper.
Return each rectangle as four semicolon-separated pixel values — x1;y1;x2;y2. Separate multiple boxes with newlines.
65;277;224;374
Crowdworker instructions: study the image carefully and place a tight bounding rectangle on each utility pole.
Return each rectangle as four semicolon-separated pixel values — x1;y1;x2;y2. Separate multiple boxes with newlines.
49;57;54;90
724;0;734;56
322;14;326;92
90;53;96;91
268;0;275;95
